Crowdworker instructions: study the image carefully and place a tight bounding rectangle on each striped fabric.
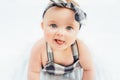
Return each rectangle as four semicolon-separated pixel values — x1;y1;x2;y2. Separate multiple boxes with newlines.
42;41;81;75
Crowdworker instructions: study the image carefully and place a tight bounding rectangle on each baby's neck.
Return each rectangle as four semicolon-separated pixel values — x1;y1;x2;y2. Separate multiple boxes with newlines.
52;46;71;55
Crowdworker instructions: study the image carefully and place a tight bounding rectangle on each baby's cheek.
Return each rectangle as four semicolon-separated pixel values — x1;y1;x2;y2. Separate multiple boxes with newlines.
45;33;51;39
44;31;54;40
69;35;77;42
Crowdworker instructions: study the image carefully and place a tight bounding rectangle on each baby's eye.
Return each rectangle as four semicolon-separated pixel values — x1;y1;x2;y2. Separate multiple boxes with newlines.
66;26;73;30
50;24;57;28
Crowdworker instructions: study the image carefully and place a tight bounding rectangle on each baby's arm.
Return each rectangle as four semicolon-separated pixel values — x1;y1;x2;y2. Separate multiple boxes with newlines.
77;39;95;80
28;40;42;80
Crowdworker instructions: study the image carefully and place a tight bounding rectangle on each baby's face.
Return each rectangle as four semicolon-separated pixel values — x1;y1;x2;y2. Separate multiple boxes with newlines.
41;7;79;50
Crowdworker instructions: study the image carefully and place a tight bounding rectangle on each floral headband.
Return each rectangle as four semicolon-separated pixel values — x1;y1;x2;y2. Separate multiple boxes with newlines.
42;0;86;28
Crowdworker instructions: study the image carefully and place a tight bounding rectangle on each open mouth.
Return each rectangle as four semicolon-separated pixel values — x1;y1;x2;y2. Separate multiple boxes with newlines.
54;39;65;45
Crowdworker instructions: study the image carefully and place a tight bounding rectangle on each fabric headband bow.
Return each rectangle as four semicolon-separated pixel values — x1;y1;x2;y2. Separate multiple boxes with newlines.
42;0;86;27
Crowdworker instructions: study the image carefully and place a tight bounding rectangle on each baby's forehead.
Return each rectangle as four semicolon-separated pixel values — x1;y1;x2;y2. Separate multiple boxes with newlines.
44;6;74;15
43;13;79;26
44;8;75;20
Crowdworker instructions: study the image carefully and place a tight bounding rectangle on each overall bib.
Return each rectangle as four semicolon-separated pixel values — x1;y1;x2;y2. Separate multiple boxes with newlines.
40;41;83;80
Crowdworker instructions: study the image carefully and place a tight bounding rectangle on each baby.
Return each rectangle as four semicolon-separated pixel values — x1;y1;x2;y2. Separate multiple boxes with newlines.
28;0;94;80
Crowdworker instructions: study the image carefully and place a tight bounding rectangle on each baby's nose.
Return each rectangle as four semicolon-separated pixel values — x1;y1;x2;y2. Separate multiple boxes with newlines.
56;29;64;37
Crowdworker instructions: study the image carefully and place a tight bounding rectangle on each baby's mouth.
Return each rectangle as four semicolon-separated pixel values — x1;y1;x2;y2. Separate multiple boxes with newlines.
54;39;65;45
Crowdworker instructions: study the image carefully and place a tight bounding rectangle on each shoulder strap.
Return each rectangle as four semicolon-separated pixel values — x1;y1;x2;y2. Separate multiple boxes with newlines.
46;42;54;63
71;40;79;62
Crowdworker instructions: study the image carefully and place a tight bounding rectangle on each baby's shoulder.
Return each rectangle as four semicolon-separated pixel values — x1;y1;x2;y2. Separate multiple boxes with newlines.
34;38;46;47
76;38;91;55
76;39;94;69
31;38;46;55
76;39;88;49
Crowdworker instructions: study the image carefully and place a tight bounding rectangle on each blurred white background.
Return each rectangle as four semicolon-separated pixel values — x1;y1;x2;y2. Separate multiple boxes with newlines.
0;0;120;80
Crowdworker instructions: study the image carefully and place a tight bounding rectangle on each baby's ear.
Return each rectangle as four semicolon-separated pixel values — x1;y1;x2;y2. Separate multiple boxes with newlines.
41;21;44;30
